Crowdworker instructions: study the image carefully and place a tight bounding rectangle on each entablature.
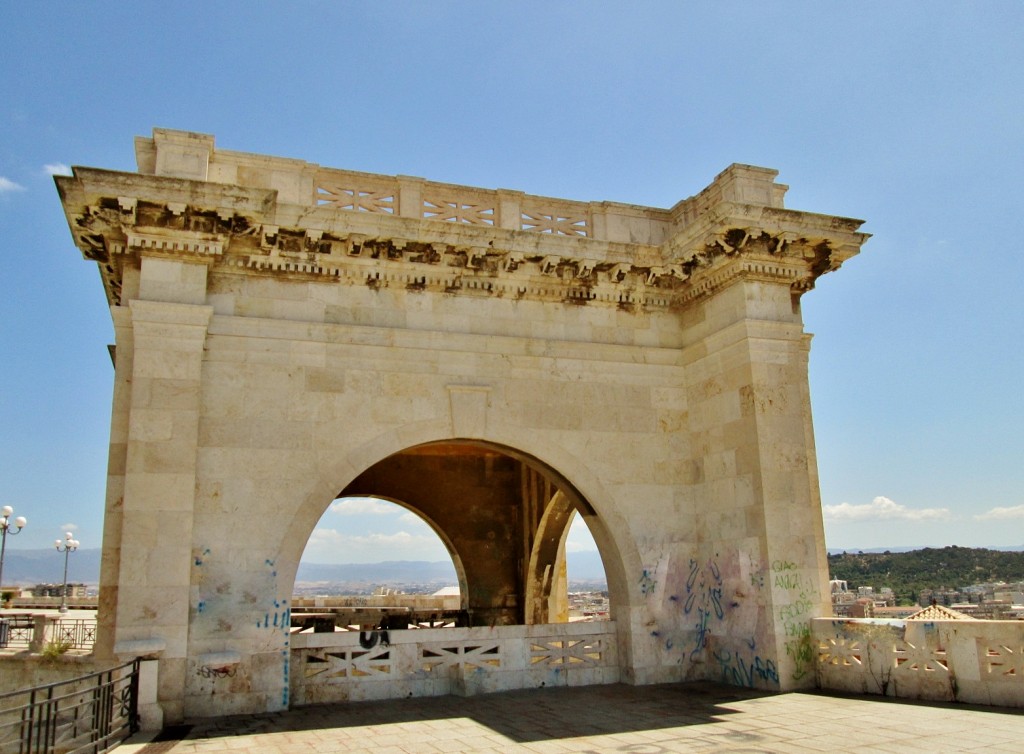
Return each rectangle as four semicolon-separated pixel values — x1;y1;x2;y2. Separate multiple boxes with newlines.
56;130;869;313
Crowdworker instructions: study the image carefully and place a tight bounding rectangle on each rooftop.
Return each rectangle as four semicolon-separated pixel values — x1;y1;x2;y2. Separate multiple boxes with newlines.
121;682;1024;754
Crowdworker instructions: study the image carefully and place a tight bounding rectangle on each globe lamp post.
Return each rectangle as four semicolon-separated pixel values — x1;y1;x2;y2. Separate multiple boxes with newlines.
55;532;80;614
0;506;27;593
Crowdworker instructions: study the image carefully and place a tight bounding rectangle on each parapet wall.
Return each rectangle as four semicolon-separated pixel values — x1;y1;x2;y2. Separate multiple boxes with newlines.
814;617;1024;708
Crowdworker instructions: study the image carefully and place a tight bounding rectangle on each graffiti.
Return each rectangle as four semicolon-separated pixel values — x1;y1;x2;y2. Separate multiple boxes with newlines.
784;626;814;681
359;629;391;649
692;609;711;659
770;559;821;681
779;599;814;623
683;556;724;659
197;665;237;679
639;568;657;597
775;572;802;590
257;608;291;629
684;557;723;618
712;648;779;688
772;559;803;590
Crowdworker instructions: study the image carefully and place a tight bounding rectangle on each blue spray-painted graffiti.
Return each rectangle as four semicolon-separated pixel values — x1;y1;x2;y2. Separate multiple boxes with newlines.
713;648;780;688
257;608;291;630
639;568;657;597
684;555;724;659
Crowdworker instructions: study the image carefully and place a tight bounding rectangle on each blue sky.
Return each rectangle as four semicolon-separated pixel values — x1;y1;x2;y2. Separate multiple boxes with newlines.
1;3;1022;563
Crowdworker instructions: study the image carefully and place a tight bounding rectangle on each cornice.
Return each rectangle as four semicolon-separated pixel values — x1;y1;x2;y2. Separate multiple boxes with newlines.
55;155;869;313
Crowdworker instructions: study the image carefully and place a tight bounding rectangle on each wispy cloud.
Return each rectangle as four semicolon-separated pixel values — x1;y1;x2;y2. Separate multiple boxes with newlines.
823;496;952;522
0;177;25;193
974;504;1024;521
43;163;72;177
305;527;449;562
329;497;401;516
565;538;598;553
60;523;79;532
398;511;432;530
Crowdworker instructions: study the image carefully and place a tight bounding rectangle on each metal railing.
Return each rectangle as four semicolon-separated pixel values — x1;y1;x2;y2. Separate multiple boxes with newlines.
0;616;34;651
0;617;97;653
51;622;97;652
0;659;139;754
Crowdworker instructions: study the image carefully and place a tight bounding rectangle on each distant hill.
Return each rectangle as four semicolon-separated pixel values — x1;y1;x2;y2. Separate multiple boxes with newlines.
12;545;1015;599
0;548;609;589
296;560;457;584
0;548;102;586
827;546;1024;605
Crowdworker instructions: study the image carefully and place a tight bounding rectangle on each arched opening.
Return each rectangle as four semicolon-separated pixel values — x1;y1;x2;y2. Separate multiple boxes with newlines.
293;496;469;630
299;440;611;629
284;438;625;707
564;511;611;622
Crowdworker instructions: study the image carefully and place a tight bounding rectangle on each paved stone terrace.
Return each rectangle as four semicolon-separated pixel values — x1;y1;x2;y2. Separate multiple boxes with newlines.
122;682;1024;754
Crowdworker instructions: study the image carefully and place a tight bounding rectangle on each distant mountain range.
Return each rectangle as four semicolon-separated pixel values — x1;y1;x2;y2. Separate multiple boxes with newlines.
0;548;102;585
0;548;609;587
4;546;1018;588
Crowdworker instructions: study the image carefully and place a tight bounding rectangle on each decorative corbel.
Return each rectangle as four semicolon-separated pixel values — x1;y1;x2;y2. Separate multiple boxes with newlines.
261;225;279;249
717;229;749;255
608;263;631;283
117;196;137;224
467;248;487;269
540;255;561;275
346;233;366;256
502;252;523;272
770;231;799;256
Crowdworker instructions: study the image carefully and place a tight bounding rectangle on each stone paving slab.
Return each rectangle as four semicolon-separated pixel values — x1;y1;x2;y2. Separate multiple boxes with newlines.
120;683;1024;754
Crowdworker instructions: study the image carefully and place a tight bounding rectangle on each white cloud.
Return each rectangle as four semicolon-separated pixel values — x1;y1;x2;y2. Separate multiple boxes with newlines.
397;511;432;530
565;515;598;552
43;163;71;176
974;505;1024;521
329;497;400;516
304;526;450;563
823;496;952;522
0;177;25;193
565;538;598;553
60;523;79;532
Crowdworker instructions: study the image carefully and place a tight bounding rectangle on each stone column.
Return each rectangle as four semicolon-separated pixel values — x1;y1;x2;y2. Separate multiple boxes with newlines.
112;276;212;723
681;275;829;691
94;305;134;660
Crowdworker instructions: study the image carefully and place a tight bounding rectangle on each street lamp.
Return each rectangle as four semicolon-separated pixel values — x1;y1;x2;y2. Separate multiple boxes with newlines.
55;532;79;614
0;506;27;594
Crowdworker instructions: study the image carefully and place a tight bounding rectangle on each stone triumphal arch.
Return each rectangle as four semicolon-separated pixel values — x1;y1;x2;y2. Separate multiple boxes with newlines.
56;129;867;721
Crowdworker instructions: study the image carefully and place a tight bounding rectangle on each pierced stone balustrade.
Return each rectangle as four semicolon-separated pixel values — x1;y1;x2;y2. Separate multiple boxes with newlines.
290;622;618;705
813;617;1024;708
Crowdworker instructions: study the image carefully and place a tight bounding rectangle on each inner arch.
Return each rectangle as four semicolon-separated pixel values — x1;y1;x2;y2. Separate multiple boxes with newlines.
298;495;469;609
337;440;608;626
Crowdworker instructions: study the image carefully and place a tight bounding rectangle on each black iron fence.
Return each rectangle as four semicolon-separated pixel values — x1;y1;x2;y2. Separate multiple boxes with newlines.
51;622;97;652
0;659;139;754
0;616;34;651
0;617;97;652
